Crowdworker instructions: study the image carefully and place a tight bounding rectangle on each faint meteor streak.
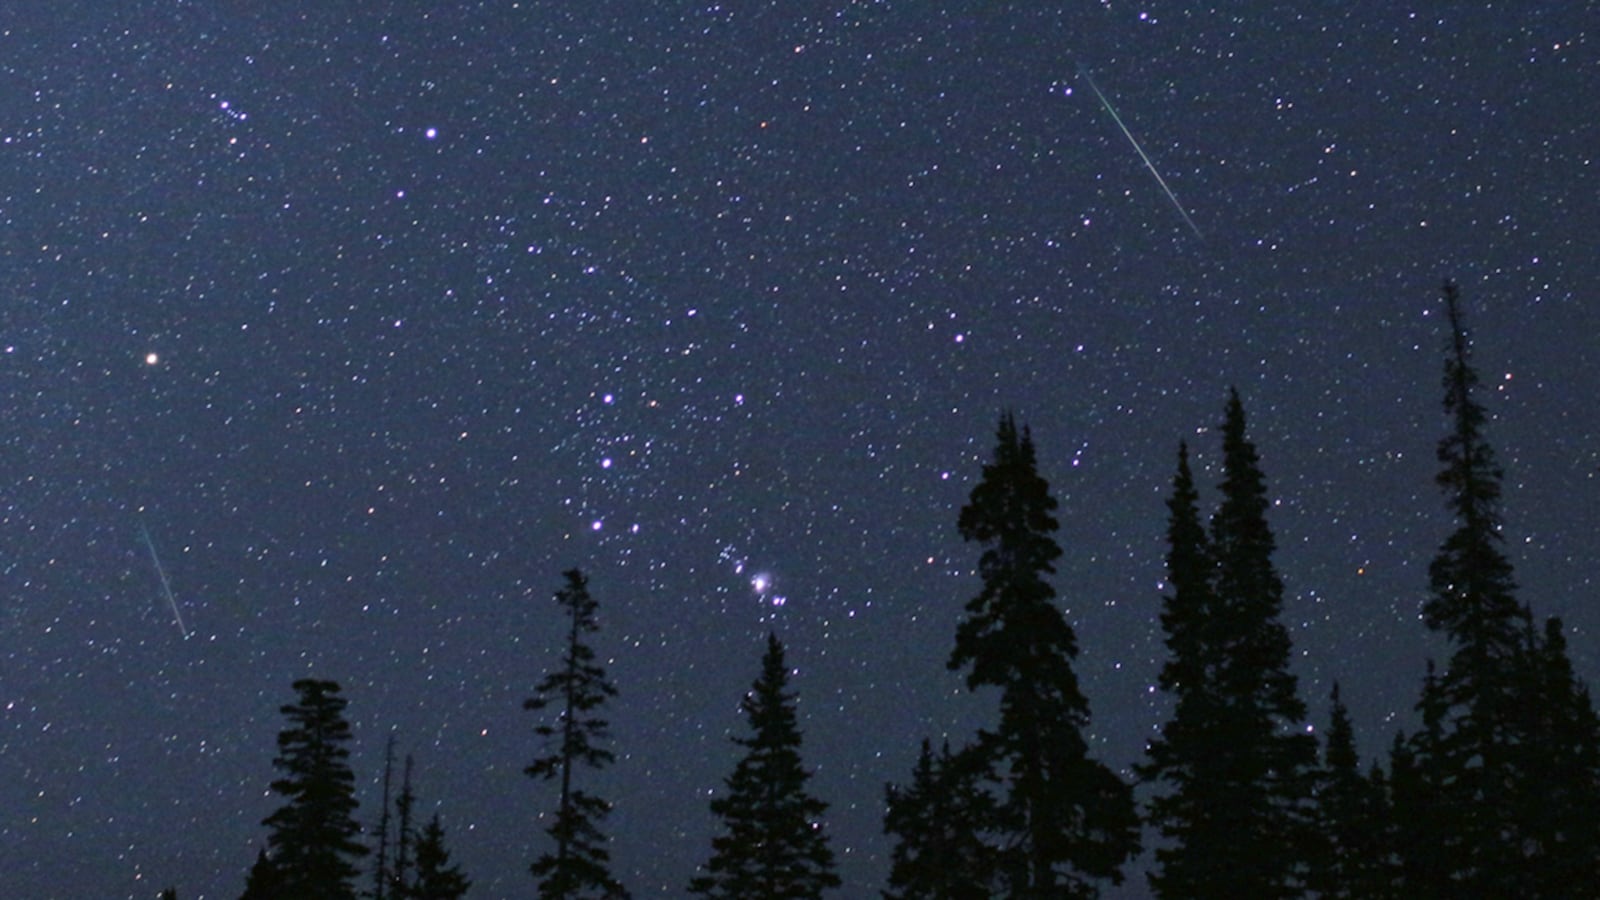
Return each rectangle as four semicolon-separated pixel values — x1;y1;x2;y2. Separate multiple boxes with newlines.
1077;64;1204;239
139;522;190;639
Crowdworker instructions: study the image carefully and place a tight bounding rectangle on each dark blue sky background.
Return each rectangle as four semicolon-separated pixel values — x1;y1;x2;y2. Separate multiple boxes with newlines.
1;2;1595;897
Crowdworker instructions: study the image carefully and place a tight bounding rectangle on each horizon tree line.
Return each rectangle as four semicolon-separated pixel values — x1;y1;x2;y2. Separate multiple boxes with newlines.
173;282;1595;899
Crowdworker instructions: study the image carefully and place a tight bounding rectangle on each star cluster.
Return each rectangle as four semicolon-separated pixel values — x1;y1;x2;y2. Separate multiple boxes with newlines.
1;2;1595;896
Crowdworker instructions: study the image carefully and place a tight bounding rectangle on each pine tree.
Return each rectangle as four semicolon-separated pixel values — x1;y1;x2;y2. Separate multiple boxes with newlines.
1405;279;1535;892
1519;617;1600;894
371;733;397;900
1389;665;1454;899
1139;441;1231;898
365;751;473;900
239;847;285;900
1141;394;1316;899
160;889;179;900
947;412;1139;898
1205;389;1319;892
1308;684;1389;899
1397;280;1600;893
1397;280;1600;894
525;568;629;899
256;678;368;900
389;754;417;897
409;813;473;900
882;739;997;899
1362;760;1401;896
689;632;840;899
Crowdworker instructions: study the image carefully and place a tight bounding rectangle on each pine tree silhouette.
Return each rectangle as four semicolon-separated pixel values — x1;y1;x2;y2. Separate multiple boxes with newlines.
409;813;473;900
689;632;840;899
1308;684;1391;899
391;754;416;896
255;679;368;900
239;847;285;900
370;733;397;900
1518;617;1600;893
947;412;1138;898
883;738;996;899
525;568;629;899
1398;281;1600;894
1141;394;1317;899
1411;280;1531;890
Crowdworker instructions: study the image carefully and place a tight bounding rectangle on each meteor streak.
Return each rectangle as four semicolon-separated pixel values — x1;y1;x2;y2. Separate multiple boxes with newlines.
139;522;190;639
1077;64;1204;240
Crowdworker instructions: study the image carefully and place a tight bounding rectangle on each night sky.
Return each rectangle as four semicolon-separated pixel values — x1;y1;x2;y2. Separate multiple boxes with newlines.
2;2;1596;897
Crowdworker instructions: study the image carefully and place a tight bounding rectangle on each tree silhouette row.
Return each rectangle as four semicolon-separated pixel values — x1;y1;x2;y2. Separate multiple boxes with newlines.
190;283;1596;899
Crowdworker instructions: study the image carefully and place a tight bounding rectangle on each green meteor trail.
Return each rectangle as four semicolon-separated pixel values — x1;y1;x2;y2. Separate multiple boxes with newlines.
1078;64;1204;240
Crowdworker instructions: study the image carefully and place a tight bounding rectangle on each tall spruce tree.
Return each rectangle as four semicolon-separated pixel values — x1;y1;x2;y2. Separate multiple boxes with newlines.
947;412;1139;898
389;754;418;897
525;568;629;899
1141;393;1316;899
1405;279;1534;892
883;739;997;899
240;847;286;900
255;678;368;900
371;733;398;900
689;632;840;899
1205;389;1319;888
1520;617;1600;893
1308;684;1390;899
409;813;473;900
1139;441;1230;898
1396;281;1600;894
1389;664;1454;898
1362;759;1401;896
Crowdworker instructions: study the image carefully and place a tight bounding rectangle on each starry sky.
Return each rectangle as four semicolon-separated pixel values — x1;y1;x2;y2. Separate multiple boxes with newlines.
2;2;1596;897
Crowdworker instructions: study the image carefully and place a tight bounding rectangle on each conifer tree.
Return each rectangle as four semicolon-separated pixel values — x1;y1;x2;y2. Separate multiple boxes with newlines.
883;738;996;899
1395;281;1600;894
371;733;397;900
256;678;368;900
389;754;417;897
1139;441;1230;898
1405;279;1534;891
525;568;629;899
365;750;473;900
689;632;840;899
1389;665;1453;899
947;412;1139;898
1308;684;1389;899
409;813;473;900
1141;394;1316;899
1362;760;1401;896
1518;617;1600;893
239;847;285;900
1206;389;1319;885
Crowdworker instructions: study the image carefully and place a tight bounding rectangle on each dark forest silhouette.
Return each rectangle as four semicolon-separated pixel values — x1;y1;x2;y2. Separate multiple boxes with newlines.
184;283;1599;898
